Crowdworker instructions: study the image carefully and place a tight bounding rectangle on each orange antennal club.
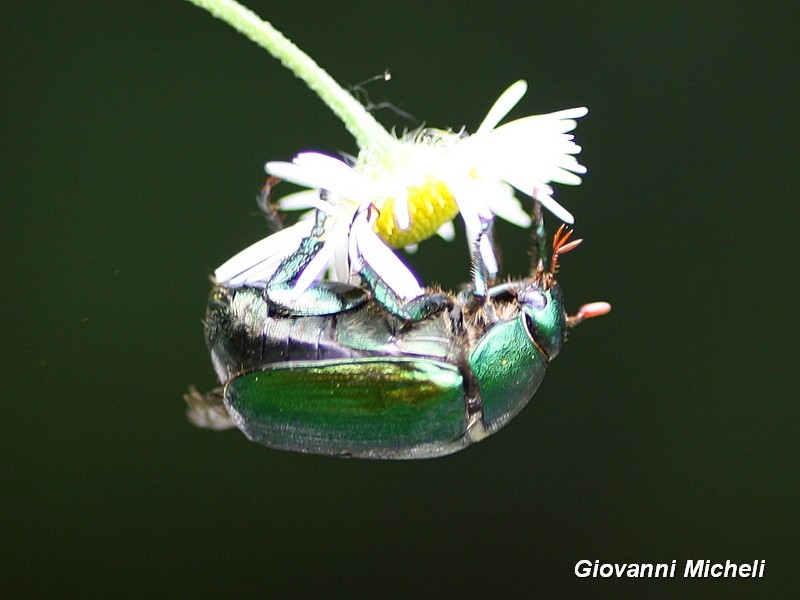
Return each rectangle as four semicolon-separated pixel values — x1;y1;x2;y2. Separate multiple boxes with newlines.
550;225;584;277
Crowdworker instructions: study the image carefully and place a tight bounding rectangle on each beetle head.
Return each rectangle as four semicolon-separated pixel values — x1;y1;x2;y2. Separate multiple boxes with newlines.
518;225;610;359
517;283;567;360
468;225;610;435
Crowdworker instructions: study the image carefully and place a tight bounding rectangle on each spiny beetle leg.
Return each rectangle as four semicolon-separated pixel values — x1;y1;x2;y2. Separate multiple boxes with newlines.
360;262;452;322
470;214;494;303
257;176;285;233
530;196;547;275
266;210;368;316
398;292;453;322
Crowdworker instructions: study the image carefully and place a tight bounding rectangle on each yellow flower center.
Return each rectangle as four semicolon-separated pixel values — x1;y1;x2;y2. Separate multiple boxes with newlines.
372;176;459;248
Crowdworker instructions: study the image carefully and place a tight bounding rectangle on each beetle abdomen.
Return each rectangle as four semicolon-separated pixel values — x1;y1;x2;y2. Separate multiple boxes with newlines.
206;286;366;383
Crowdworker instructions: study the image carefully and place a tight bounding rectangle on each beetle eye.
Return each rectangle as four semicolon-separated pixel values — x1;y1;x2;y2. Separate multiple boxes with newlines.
518;288;547;311
522;310;540;343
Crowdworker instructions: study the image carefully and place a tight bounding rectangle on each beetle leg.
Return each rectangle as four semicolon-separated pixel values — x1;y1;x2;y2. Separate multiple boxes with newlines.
183;385;235;430
348;203;452;321
469;214;495;302
256;176;285;233
266;209;368;316
358;261;452;321
530;195;547;276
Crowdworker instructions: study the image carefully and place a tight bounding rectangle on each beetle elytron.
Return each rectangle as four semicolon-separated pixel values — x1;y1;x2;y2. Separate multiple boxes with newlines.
186;196;609;459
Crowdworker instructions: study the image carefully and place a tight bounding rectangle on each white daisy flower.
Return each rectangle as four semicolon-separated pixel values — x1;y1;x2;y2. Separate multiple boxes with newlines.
265;79;586;278
187;0;587;301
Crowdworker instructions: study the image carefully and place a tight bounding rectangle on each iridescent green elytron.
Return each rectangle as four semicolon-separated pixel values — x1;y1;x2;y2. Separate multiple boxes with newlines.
187;209;609;458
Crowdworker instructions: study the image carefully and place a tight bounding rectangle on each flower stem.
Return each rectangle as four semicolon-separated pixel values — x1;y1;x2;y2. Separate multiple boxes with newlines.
183;0;394;156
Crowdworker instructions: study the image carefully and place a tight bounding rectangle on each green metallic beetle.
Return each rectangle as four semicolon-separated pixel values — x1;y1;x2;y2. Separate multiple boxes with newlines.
186;200;609;459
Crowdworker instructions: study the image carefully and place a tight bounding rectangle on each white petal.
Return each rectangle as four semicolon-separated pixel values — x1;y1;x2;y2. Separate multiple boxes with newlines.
264;160;308;186
489;108;588;155
436;220;455;241
351;213;423;299
491;201;532;228
266;153;366;200
277;190;324;210
386;182;411;230
451;196;499;276
293;152;360;185
495;107;589;135
533;187;575;224
290;243;333;299
474;108;587;221
214;220;313;286
476;80;528;135
278;194;338;217
225;255;285;288
477;180;532;228
395;198;411;231
448;179;493;223
330;226;352;283
479;234;499;277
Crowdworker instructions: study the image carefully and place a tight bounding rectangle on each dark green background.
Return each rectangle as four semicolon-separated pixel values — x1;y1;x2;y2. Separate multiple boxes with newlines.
2;1;797;598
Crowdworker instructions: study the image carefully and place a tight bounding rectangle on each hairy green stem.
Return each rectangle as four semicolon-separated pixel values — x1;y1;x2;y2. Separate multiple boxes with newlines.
183;0;395;157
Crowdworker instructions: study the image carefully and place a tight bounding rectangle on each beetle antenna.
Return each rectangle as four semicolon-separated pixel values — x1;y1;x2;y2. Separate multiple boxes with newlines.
567;302;612;327
549;225;583;278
